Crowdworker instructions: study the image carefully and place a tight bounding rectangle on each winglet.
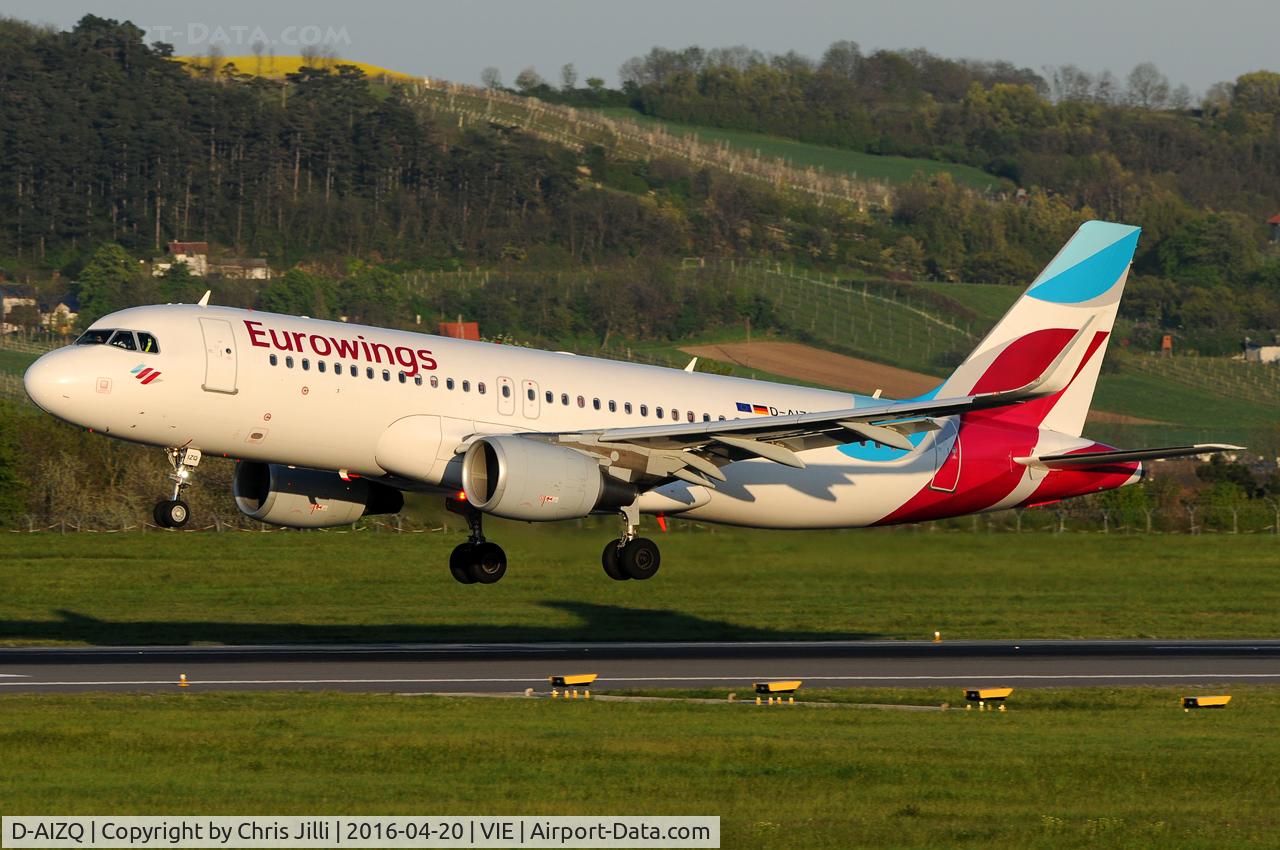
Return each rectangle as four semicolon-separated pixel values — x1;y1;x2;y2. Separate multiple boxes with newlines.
197;290;211;307
684;357;698;373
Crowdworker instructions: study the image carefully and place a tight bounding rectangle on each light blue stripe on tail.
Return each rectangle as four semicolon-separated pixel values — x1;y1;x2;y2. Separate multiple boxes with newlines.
1026;221;1140;305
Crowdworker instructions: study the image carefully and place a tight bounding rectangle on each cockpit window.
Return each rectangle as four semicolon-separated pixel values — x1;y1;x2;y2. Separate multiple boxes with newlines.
108;330;137;351
137;332;160;354
76;329;114;346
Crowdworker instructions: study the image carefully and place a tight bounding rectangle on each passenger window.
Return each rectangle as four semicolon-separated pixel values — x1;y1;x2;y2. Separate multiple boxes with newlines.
447;378;455;390
286;356;294;368
76;329;114;346
656;407;664;419
671;408;679;421
561;393;569;405
366;367;374;379
577;395;585;408
414;375;423;386
319;361;327;373
702;413;710;422
593;398;601;410
718;415;726;421
302;358;310;371
640;405;648;417
382;370;391;381
137;332;160;353
625;402;633;414
398;372;406;384
269;353;278;366
108;330;137;351
431;376;439;388
350;364;358;377
527;388;535;400
689;411;696;422
502;385;512;398
463;380;471;392
478;382;486;395
608;400;617;412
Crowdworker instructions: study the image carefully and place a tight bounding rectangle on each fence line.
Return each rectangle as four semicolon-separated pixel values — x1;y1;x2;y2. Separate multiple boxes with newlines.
5;506;1277;536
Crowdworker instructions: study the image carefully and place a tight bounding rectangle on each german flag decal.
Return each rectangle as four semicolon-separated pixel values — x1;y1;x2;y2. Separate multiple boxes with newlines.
131;364;161;385
735;402;772;415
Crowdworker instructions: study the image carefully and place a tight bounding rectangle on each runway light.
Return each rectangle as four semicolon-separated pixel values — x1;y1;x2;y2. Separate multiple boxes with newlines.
965;687;1012;711
1183;695;1231;711
178;673;189;688
754;680;802;705
933;630;941;643
550;673;597;700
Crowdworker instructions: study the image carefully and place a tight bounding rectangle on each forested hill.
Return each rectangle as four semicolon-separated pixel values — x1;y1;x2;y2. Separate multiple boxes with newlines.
596;44;1280;220
0;16;707;266
2;18;1279;354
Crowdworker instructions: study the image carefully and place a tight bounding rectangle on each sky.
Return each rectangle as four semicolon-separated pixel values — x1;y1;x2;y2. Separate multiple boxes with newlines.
7;0;1277;95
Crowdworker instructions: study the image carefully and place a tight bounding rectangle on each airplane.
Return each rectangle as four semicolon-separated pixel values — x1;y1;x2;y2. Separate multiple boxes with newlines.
23;220;1239;584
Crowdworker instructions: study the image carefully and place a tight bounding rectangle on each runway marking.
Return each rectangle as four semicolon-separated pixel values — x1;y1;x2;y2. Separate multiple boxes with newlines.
0;673;28;678
5;672;1280;688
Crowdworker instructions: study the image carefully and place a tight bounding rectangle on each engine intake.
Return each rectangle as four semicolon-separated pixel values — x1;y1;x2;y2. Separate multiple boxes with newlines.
233;462;403;529
462;436;636;521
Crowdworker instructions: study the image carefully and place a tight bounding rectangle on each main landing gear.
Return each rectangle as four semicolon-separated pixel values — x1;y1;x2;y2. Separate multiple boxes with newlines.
154;446;201;529
446;496;507;584
601;503;661;581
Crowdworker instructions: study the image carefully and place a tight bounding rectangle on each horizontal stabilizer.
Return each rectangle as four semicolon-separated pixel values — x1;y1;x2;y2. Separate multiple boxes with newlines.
1017;444;1243;470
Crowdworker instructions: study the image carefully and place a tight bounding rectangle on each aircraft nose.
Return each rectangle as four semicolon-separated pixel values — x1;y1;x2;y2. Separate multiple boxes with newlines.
24;349;79;418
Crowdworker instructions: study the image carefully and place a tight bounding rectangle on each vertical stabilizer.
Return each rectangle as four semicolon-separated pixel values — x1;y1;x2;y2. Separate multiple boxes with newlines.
938;220;1140;436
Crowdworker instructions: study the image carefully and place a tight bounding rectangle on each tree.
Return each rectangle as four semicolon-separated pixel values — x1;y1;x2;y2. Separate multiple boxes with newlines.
260;268;329;317
1232;70;1280;114
480;66;502;89
158;261;202;303
560;63;578;91
77;243;139;325
514;66;546;93
1126;62;1170;109
819;40;861;80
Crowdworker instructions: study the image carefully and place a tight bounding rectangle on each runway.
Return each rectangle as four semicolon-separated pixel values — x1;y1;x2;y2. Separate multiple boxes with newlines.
2;640;1279;694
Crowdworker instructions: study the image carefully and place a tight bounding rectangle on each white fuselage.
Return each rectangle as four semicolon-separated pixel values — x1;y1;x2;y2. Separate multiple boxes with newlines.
23;304;1098;529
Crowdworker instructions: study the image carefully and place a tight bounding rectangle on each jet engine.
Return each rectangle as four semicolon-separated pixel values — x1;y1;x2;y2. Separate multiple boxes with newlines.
233;461;404;528
461;436;636;521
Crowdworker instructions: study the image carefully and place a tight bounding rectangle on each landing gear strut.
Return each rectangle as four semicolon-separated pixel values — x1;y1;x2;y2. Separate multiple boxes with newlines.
154;446;201;528
602;503;661;581
445;496;507;584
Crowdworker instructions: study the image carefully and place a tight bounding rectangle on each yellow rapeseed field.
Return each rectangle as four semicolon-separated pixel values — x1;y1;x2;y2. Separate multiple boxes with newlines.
172;55;417;81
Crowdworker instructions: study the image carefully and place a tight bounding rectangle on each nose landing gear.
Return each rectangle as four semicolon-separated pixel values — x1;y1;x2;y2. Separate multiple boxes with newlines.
154;446;201;529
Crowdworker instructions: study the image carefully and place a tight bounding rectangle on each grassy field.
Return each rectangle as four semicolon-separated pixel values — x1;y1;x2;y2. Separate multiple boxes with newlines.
0;347;38;376
1;531;1277;646
1;689;1277;848
598;108;1004;191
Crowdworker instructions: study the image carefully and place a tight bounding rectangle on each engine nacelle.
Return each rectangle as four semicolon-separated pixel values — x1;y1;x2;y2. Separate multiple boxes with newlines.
233;462;404;529
462;436;636;521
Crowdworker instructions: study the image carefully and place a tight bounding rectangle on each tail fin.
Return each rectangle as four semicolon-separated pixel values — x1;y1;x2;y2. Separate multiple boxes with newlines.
938;220;1140;436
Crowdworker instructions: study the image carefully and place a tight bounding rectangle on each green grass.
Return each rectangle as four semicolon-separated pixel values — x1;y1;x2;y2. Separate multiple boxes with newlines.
0;347;38;376
2;689;1278;848
597;108;1005;191
2;532;1278;646
916;281;1021;323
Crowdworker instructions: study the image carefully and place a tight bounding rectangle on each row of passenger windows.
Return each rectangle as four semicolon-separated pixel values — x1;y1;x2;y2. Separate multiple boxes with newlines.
267;353;728;421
